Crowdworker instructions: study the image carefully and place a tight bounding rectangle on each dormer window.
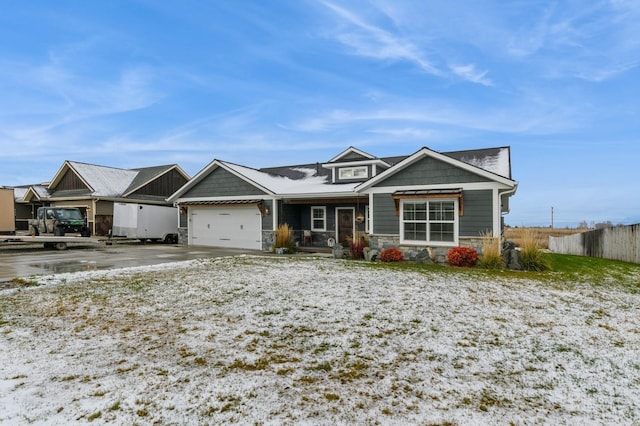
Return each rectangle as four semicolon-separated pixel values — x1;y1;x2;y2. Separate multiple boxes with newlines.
339;166;368;180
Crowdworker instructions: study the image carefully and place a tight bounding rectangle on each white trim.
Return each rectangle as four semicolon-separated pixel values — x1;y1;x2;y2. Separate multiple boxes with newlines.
399;198;459;247
174;195;274;203
311;206;327;232
492;188;501;238
338;166;369;180
364;205;370;233
368;192;374;235
272;199;279;232
323;159;389;168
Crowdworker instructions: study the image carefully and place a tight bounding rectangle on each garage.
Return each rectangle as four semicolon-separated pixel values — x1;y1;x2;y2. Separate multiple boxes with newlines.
190;204;262;250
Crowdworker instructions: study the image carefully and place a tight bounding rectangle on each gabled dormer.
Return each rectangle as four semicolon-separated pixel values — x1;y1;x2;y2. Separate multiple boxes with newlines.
322;147;391;184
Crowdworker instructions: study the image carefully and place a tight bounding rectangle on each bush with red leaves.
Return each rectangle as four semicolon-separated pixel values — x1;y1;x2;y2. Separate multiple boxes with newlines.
447;247;478;267
380;247;404;262
349;240;365;260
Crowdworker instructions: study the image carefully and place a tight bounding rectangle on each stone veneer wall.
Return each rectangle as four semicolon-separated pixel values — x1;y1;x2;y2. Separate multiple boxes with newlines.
369;235;489;263
262;230;274;252
178;227;188;245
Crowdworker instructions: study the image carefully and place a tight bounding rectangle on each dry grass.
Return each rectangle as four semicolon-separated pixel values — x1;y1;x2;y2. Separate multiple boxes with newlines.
504;227;586;249
274;223;294;251
477;232;503;269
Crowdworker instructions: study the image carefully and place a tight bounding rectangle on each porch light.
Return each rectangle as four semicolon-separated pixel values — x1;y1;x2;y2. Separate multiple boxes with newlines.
355;212;365;223
265;207;270;215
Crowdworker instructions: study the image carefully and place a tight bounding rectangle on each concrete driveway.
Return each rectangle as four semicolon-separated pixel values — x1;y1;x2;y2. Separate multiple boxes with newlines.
0;241;260;283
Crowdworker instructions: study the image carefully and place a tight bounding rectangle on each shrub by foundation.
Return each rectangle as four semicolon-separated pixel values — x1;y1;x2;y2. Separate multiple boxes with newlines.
447;247;478;267
380;247;404;262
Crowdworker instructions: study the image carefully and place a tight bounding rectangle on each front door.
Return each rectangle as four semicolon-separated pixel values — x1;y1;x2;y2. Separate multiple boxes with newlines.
336;208;354;246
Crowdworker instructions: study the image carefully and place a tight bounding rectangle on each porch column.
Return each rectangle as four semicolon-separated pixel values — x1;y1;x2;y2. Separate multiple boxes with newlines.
368;193;374;234
272;199;279;231
492;188;501;238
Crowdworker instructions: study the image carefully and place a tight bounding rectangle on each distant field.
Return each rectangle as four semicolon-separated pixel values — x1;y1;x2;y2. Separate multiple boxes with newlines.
504;227;587;249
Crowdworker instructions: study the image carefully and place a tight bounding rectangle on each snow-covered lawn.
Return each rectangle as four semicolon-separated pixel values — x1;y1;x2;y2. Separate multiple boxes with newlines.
1;255;639;425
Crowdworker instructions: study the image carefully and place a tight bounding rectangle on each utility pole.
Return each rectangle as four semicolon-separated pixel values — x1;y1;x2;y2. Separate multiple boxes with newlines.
551;206;554;229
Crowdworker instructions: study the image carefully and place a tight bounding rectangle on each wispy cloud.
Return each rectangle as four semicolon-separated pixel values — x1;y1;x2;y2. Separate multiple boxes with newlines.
319;1;500;87
319;1;443;76
449;64;492;86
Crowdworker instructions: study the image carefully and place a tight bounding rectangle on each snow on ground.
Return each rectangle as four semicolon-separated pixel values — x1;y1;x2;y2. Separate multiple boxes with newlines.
1;255;639;425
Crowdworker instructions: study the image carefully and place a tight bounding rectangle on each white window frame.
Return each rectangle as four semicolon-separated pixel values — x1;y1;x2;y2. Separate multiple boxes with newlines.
339;166;368;180
311;206;326;231
399;198;459;246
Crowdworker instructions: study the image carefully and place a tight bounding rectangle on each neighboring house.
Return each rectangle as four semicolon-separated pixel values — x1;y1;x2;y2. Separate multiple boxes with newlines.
168;146;518;257
13;161;190;235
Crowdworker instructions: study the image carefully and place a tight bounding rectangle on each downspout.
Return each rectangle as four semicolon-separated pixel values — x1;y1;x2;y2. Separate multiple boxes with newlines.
498;183;519;252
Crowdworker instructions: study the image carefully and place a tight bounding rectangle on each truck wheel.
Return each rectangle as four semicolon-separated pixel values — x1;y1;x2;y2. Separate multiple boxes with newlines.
54;226;65;236
55;242;68;250
81;227;91;237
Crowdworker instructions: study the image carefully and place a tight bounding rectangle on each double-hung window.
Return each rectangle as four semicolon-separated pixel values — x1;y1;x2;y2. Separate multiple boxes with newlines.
311;206;326;231
401;199;457;245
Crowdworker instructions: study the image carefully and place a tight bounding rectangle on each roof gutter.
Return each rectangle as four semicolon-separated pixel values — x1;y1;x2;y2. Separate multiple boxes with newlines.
500;182;518;215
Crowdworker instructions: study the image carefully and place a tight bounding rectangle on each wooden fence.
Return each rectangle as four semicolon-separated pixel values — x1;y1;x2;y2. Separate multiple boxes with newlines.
549;224;640;264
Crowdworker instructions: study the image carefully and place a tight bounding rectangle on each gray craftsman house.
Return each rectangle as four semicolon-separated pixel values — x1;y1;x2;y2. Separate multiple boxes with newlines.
168;146;517;257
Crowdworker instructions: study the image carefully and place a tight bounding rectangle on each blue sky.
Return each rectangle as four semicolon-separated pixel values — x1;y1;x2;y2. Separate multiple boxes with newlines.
1;1;638;227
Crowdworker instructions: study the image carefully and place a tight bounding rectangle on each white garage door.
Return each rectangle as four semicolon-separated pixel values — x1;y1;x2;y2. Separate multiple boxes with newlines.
190;205;262;250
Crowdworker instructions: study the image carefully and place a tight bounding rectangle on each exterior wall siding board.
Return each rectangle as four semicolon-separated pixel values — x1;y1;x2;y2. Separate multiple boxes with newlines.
459;190;493;236
376;156;489;187
184;167;267;198
56;170;88;191
338;152;369;162
131;169;188;197
372;194;398;234
261;200;273;231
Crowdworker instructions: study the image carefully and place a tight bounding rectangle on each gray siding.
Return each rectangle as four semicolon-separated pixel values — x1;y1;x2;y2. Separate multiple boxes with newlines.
262;200;274;231
459;190;493;236
375;156;490;187
372;194;398;234
337;152;369;162
183;167;267;198
373;190;494;237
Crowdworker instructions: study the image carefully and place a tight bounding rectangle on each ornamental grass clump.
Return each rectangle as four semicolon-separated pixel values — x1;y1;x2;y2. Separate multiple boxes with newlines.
447;247;478;267
274;223;295;252
520;228;550;271
380;247;404;262
477;232;504;269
